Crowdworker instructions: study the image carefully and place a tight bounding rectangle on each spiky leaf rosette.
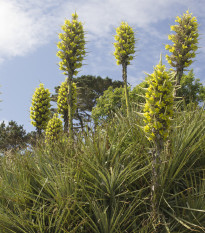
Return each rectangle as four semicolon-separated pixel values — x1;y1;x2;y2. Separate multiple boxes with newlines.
56;12;86;76
144;60;174;141
165;11;199;70
57;79;77;118
45;113;63;143
114;22;136;66
30;83;51;133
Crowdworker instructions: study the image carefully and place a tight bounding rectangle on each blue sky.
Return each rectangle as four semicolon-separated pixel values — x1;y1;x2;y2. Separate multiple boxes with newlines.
0;0;205;132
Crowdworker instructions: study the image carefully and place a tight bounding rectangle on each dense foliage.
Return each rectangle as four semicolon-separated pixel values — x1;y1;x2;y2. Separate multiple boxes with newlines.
52;75;123;128
92;70;205;124
0;121;28;152
178;69;205;104
1;105;205;232
92;86;125;123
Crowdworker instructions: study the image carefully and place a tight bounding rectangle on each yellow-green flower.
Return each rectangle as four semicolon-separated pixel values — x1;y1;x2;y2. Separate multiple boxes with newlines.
144;58;174;141
56;12;86;77
165;11;199;72
45;114;63;144
30;83;51;134
114;22;136;66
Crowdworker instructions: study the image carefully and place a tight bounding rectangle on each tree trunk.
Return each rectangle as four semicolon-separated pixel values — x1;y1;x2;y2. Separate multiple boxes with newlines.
122;63;130;117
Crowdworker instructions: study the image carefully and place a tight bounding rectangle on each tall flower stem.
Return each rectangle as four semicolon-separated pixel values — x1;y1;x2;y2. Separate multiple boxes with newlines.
144;56;174;229
68;75;73;140
122;63;130;117
57;12;86;141
114;22;136;117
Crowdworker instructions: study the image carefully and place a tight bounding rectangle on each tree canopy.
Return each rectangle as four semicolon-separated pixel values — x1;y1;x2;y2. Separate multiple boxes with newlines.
52;75;123;129
0;121;28;152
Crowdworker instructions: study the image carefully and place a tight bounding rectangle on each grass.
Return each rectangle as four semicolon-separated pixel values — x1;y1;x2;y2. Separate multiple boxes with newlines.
0;105;205;232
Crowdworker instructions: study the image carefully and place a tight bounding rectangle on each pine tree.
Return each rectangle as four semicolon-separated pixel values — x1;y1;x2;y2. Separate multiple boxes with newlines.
57;12;86;140
57;79;77;133
30;83;51;135
114;22;136;117
165;11;199;96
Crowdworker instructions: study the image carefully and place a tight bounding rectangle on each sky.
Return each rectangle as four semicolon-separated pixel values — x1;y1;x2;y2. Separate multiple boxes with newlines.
0;0;205;132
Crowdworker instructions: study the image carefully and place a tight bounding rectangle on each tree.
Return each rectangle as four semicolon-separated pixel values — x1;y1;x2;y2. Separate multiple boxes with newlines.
45;113;63;144
91;83;151;124
73;75;123;128
178;69;205;105
143;57;174;225
30;83;51;135
114;22;136;117
57;79;77;133
0;120;28;151
165;11;199;96
92;86;125;123
56;12;86;140
52;75;123;129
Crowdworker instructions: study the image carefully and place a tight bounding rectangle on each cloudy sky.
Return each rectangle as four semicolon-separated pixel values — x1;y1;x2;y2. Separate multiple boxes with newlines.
0;0;205;132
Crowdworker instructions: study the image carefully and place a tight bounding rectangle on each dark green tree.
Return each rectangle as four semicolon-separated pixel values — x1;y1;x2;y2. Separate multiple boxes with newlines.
74;75;123;128
92;86;125;123
178;69;205;105
52;75;123;129
57;12;86;140
0;121;28;152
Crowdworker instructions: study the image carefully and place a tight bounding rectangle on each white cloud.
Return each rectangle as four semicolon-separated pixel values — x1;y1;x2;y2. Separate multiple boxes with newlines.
0;0;204;62
0;0;63;61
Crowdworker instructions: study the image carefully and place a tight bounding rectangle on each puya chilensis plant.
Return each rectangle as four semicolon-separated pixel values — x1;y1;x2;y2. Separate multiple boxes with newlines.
114;22;136;117
45;113;63;144
30;83;51;135
143;56;174;225
165;11;199;97
57;12;86;140
57;79;77;133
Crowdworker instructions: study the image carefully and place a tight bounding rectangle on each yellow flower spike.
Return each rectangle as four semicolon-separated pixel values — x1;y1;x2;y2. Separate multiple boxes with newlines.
45;113;63;144
114;21;136;66
57;13;86;77
30;83;51;133
165;11;199;81
144;56;174;141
